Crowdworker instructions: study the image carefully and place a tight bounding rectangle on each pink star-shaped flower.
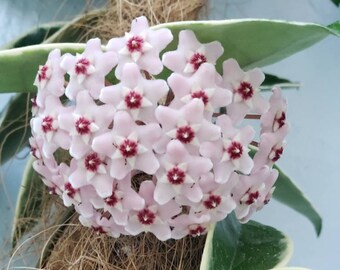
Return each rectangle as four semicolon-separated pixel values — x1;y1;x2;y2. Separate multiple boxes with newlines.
100;63;168;123
90;175;145;226
168;63;232;118
34;49;65;107
107;16;173;78
60;38;117;100
222;58;269;123
200;115;255;183
170;213;210;239
58;90;115;159
92;111;161;179
154;140;212;205
30;95;72;158
193;172;237;222
155;99;221;154
261;87;288;133
125;181;181;241
232;166;278;222
162;30;223;75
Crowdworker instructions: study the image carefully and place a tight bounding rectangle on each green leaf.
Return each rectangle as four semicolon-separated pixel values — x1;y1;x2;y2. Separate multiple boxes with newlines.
2;22;65;49
200;213;292;270
273;165;322;236
0;93;31;164
153;19;340;72
0;43;86;93
11;157;46;248
249;149;322;236
261;74;300;91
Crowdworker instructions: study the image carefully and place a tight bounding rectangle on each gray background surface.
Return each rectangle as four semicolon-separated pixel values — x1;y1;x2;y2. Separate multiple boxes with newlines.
1;0;339;269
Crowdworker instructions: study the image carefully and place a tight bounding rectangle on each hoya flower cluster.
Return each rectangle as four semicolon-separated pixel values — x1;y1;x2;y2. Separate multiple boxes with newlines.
30;16;289;241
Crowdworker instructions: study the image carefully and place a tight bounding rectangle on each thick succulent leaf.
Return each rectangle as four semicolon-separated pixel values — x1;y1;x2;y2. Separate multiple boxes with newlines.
261;74;299;91
0;43;86;93
273;165;322;236
249;149;322;236
200;213;292;270
153;19;340;72
11;157;46;248
0;93;31;164
3;22;65;49
1;19;340;93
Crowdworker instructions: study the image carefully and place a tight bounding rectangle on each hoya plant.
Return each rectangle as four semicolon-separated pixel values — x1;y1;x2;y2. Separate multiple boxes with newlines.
1;11;339;270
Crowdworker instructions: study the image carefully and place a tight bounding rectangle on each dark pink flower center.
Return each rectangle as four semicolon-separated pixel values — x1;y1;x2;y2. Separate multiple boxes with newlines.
244;191;260;205
124;90;143;109
92;226;106;234
167;167;186;185
270;146;284;162
191;90;209;105
84;153;101;172
189;225;206;237
127;36;144;53
119;139;138;158
38;65;49;82
203;194;222;209
137;208;156;225
75;117;91;135
75;58;90;75
237;81;254;101
30;146;39;159
275;111;286;130
31;97;38;108
189;53;207;71
104;192;119;207
64;183;77;198
48;186;58;195
176;126;195;144
226;141;243;160
42;116;55;133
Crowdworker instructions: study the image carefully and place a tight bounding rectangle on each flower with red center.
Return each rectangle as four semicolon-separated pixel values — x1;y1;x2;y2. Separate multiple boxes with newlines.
167;63;232;118
269;145;284;162
107;16;172;78
167;167;186;185
75;58;91;75
118;139;138;158
92;111;161;180
191;90;209;105
64;182;77;198
100;63;168;123
170;213;210;239
126;36;144;53
154;140;212;205
226;141;243;160
137;208;156;225
189;225;206;237
37;65;50;82
222;58;269;123
203;194;222;209
92;226;107;234
84;152;102;172
163;30;223;75
41;116;55;133
126;181;181;241
200;115;254;183
261;87;288;134
61;38;117;100
104;192;119;207
75;117;91;135
189;52;207;71
124;90;143;109
237;81;254;101
176;125;195;144
232;166;278;222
